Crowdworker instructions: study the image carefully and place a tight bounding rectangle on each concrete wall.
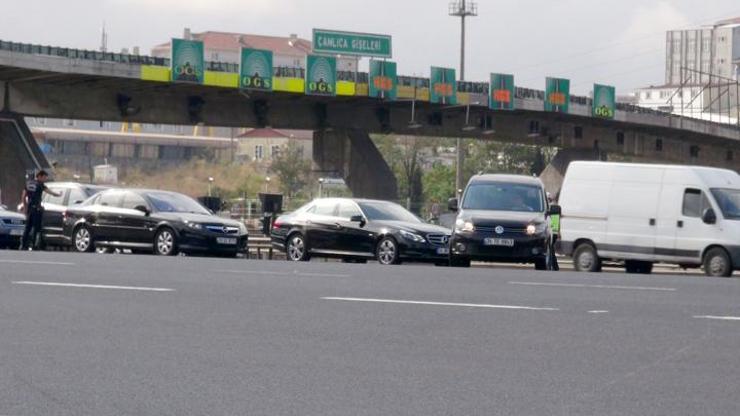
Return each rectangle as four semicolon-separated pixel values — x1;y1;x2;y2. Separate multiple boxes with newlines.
0;114;49;207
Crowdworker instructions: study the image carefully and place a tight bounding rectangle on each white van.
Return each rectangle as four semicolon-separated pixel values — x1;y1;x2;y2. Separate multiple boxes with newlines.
558;161;740;277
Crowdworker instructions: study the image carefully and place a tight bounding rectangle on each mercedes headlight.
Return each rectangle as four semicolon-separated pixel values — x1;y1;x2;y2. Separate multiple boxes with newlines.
399;229;425;243
455;218;474;232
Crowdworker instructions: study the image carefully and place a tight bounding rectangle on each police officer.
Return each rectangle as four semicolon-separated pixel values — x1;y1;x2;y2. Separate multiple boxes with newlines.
548;192;560;271
20;170;61;250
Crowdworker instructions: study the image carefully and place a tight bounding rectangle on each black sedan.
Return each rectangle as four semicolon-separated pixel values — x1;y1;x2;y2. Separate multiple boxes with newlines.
40;182;109;249
63;189;248;256
271;198;451;265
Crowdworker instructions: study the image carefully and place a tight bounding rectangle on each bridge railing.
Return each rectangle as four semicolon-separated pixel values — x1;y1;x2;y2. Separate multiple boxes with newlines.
0;40;170;66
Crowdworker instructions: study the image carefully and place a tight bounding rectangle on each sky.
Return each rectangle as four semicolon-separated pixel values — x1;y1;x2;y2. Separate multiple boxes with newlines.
2;0;740;95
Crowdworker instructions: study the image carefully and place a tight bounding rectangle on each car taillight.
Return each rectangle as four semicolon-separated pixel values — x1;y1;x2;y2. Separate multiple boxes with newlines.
62;210;69;220
272;219;282;229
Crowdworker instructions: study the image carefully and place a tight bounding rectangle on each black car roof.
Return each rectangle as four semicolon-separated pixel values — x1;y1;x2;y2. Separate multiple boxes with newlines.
467;174;543;186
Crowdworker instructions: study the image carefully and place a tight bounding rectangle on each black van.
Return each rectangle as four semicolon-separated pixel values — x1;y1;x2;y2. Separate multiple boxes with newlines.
447;174;559;269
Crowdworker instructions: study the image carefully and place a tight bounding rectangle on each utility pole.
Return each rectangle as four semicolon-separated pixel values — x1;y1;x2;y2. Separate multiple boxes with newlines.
449;0;477;197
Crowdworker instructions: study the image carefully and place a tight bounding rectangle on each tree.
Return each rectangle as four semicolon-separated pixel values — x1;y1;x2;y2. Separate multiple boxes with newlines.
270;140;311;197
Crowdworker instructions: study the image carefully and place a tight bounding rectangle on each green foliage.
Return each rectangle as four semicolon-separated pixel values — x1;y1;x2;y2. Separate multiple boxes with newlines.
270;140;312;198
423;163;456;203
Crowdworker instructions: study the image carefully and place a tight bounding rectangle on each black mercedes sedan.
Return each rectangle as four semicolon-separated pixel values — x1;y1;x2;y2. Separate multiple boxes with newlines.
63;188;248;256
271;198;451;265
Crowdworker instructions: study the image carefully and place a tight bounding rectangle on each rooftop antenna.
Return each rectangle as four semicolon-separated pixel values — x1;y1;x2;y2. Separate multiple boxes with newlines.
100;21;108;53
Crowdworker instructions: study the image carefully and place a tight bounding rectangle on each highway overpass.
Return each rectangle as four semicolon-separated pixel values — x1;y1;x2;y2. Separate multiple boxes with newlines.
1;40;739;206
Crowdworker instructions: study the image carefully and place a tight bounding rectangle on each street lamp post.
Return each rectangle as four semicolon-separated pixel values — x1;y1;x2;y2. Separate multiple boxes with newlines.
207;176;214;197
449;0;477;197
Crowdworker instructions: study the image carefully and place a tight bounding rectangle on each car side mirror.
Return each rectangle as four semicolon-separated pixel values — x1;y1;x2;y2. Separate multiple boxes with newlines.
548;204;561;216
448;198;459;212
134;205;151;216
702;208;716;225
350;214;366;227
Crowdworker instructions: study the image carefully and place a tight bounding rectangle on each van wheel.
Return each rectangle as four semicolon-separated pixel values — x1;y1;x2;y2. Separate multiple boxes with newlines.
573;243;601;272
625;261;653;274
703;248;733;277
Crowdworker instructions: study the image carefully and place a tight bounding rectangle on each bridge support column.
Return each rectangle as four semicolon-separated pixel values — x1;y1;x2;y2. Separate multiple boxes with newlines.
0;113;50;208
539;148;602;198
313;129;398;200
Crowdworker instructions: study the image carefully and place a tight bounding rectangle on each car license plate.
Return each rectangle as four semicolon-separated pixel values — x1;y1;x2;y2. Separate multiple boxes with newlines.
217;237;237;245
484;238;514;247
436;247;449;255
10;229;23;236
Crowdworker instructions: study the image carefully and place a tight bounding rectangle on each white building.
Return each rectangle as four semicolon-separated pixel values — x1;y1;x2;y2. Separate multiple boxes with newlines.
151;28;359;73
636;17;740;123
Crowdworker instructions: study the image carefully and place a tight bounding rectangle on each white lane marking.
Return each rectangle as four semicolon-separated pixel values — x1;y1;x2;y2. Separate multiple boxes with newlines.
0;259;75;266
218;269;350;278
12;281;174;292
588;310;609;314
322;297;558;311
693;315;740;321
509;281;676;292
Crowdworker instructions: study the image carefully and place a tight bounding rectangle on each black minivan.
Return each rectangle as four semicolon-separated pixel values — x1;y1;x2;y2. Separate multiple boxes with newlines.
448;174;559;269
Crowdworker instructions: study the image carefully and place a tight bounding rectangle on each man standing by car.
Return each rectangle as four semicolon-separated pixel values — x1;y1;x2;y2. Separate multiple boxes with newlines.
20;170;61;250
548;192;560;271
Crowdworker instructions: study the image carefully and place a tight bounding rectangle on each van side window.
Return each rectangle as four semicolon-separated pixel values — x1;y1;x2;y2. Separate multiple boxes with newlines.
682;189;710;217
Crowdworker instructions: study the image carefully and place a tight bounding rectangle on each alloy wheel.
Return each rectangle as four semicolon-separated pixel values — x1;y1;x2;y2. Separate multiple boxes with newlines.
156;230;175;255
74;227;91;252
377;238;398;265
287;235;306;261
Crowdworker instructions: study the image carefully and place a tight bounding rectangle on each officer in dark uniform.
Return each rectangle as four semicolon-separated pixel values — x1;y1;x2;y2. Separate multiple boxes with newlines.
20;170;61;250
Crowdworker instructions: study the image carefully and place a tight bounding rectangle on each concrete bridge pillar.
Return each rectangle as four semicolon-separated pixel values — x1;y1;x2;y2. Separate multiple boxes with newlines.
0;113;50;208
313;129;398;200
539;148;602;199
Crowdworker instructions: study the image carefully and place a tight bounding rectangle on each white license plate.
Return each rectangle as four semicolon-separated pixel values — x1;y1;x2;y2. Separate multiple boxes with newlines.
436;247;449;255
10;229;23;236
484;238;514;247
216;237;237;245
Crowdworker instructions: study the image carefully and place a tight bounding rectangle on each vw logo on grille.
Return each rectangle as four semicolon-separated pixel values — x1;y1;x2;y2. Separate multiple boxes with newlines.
494;226;505;235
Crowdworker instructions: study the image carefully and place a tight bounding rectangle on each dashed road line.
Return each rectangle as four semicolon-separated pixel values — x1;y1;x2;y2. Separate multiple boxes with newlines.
509;281;676;292
693;315;740;321
0;259;75;266
12;281;174;292
322;297;559;311
218;269;350;278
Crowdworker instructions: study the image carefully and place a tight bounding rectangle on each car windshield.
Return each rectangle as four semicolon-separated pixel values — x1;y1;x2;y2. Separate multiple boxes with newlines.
145;192;210;215
358;201;422;223
462;182;544;212
711;188;740;220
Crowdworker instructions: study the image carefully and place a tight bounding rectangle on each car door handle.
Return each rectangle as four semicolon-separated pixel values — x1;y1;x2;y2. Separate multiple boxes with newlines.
649;218;656;226
677;220;684;228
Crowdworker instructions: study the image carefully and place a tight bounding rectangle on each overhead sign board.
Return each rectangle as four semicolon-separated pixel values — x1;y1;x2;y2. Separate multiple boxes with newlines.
171;38;204;84
312;29;392;58
430;66;457;105
545;77;570;113
369;60;397;100
305;54;337;96
489;73;515;110
592;83;616;119
240;48;273;91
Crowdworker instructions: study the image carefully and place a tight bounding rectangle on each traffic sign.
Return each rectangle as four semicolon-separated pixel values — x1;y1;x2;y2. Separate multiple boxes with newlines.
369;60;397;101
545;77;570;113
430;66;457;105
240;48;273;91
489;73;515;110
312;29;392;58
305;54;337;96
592;84;616;119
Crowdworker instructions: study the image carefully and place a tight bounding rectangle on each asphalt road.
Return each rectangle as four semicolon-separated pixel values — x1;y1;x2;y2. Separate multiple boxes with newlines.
1;251;740;416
